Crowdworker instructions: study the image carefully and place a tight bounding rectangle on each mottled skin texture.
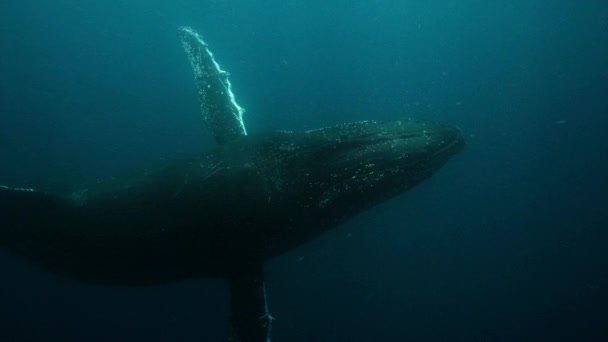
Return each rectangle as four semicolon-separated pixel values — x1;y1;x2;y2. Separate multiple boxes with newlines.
1;120;463;286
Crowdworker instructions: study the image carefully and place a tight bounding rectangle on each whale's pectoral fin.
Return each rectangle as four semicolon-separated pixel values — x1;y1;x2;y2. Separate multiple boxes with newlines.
226;263;274;342
179;26;247;144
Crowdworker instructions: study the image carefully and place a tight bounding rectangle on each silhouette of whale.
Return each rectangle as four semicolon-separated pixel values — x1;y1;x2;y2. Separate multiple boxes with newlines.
0;27;464;342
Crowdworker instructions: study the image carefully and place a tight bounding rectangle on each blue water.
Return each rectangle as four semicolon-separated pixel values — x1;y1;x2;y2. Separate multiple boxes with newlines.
1;1;607;341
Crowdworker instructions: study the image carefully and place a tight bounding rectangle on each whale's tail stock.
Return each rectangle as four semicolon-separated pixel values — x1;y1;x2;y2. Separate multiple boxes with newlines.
0;185;65;246
1;183;275;341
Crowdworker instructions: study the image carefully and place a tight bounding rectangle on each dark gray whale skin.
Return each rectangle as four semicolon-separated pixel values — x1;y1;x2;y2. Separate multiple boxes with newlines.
1;119;463;286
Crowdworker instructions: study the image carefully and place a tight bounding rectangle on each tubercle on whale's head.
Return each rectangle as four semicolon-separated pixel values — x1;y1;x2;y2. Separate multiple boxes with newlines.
234;120;464;239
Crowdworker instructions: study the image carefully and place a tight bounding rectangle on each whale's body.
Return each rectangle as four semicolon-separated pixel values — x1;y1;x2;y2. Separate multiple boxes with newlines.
1;120;463;286
0;27;465;342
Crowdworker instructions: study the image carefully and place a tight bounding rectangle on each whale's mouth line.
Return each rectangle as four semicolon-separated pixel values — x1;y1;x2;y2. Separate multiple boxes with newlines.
430;131;465;159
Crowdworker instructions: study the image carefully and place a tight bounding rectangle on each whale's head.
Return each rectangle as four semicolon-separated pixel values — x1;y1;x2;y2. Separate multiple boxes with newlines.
226;120;464;257
285;120;464;213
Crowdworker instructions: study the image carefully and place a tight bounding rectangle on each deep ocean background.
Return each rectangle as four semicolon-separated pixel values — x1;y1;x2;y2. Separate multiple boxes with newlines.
1;0;607;341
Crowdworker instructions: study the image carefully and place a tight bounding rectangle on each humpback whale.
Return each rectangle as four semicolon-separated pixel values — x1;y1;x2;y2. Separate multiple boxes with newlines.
0;27;464;342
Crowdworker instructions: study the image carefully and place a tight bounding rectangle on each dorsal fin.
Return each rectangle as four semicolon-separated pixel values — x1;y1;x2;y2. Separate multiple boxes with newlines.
179;27;247;144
